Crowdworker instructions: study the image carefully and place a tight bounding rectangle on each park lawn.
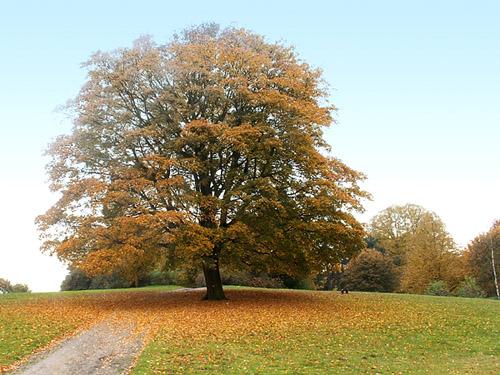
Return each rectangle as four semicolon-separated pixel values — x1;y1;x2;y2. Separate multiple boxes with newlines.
1;287;498;374
0;285;180;371
132;289;500;374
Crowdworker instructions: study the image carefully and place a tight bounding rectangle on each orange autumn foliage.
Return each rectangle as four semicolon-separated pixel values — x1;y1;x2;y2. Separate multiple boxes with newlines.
37;24;368;299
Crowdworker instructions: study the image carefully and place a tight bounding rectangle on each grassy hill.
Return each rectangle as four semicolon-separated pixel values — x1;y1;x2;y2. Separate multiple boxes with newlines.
1;286;499;374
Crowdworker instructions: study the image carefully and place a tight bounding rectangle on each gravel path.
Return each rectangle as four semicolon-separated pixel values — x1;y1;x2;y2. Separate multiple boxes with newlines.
10;288;206;374
13;320;144;375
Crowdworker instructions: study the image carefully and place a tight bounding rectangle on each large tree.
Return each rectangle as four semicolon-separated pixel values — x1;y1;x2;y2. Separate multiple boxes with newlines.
37;25;367;300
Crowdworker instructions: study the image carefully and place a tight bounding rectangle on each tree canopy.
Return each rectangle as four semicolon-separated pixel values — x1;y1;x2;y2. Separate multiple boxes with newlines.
400;212;462;293
465;220;500;297
369;204;463;293
369;204;429;263
37;24;367;300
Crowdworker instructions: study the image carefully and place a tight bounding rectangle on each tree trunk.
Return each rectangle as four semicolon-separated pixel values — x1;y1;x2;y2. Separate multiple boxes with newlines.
134;275;139;288
202;256;226;300
325;271;334;291
491;234;499;299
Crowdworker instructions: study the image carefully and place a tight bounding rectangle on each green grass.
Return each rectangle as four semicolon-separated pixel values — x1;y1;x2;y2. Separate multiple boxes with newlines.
0;285;181;371
1;287;499;374
0;312;76;368
132;290;500;375
0;284;181;302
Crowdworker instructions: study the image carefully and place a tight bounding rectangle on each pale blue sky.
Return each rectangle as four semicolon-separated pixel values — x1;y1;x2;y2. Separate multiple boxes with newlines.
1;0;499;291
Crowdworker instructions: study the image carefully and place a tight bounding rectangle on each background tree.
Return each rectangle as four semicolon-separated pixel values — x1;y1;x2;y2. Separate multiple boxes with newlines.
0;278;12;294
369;204;464;294
342;249;397;292
10;284;31;293
465;220;500;297
37;24;367;300
369;204;428;265
400;212;462;293
61;266;165;291
0;278;31;293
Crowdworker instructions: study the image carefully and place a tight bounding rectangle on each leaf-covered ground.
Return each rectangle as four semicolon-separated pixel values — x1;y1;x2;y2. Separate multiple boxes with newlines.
1;287;499;374
0;285;178;372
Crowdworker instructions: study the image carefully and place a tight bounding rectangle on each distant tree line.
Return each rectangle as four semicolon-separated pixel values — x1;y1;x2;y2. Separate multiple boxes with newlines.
0;278;30;294
60;203;499;299
317;204;498;298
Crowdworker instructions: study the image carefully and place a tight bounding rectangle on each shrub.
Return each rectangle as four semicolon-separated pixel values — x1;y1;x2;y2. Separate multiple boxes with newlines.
453;277;486;298
426;280;449;296
88;273;130;289
280;275;314;290
342;249;398;292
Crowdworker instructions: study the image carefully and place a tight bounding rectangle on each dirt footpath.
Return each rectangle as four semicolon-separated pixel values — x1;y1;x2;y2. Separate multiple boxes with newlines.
13;320;144;375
